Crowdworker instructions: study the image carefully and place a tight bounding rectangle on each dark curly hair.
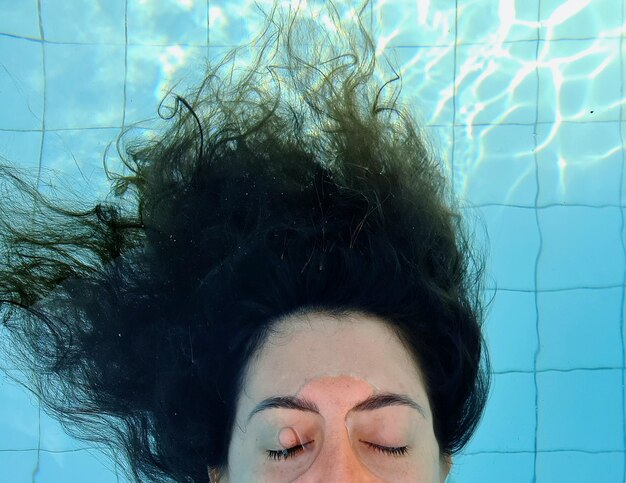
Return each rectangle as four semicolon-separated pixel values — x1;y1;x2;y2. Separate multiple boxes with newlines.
0;1;491;481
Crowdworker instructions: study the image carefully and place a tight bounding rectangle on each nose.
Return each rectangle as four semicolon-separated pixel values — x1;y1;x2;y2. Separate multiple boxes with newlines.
311;430;381;483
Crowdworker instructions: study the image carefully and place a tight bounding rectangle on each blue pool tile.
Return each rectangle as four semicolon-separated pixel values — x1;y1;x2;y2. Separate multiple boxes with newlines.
0;351;12;371
455;41;539;126
0;130;43;174
468;373;536;454
536;39;622;123
0;0;39;38
456;124;538;207
425;126;453;161
377;0;456;47
36;448;126;483
483;289;537;373
0;324;16;370
537;369;623;452
448;452;535;483
538;206;624;290
536;121;623;206
623;258;626;367
0;450;39;482
621;125;626;203
41;0;125;44
127;0;208;46
124;44;210;126
39;127;119;202
208;0;255;48
0;36;43;131
0;0;40;37
539;0;623;41
388;46;456;126
457;0;540;43
39;407;90;453
537;450;624;483
44;43;125;131
0;370;40;450
475;205;540;291
537;288;623;370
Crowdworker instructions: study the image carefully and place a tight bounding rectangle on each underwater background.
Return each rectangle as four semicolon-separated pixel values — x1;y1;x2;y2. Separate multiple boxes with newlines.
0;0;624;481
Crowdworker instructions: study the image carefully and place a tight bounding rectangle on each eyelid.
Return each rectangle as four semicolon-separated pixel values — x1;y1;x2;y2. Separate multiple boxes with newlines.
266;440;409;461
266;441;312;461
361;440;410;457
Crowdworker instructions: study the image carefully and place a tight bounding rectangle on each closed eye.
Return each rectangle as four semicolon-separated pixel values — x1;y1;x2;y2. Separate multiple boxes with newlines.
362;441;409;457
266;441;410;461
266;442;312;461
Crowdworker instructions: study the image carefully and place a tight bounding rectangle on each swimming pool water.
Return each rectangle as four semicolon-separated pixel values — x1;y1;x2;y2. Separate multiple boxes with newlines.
0;0;624;481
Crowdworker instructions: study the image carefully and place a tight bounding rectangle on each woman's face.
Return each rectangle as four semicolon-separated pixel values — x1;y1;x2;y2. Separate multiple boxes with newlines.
218;312;451;482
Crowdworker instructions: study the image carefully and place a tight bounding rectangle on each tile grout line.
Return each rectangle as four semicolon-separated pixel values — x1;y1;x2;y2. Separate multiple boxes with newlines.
618;0;626;481
3;118;624;133
450;0;458;199
30;0;48;481
6;116;620;133
2;31;623;48
112;2;130;482
486;284;626;293
531;1;542;482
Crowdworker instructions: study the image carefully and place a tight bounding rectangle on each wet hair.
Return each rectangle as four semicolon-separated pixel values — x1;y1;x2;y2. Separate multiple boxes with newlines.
0;1;491;482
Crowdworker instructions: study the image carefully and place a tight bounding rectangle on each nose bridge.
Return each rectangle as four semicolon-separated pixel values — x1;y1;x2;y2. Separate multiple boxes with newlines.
312;419;378;482
296;376;381;482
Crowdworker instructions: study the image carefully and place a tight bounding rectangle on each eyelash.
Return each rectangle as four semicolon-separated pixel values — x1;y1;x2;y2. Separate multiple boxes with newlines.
266;442;311;461
365;441;409;457
266;441;409;461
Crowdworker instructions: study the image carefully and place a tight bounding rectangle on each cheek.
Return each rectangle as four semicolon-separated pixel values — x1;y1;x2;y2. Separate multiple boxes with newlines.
226;419;275;480
226;426;261;481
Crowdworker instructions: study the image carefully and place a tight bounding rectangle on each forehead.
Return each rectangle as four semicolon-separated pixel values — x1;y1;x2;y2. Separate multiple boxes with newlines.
239;312;429;411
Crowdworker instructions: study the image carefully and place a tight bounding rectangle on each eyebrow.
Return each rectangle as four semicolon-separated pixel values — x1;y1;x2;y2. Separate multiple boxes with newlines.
247;392;426;423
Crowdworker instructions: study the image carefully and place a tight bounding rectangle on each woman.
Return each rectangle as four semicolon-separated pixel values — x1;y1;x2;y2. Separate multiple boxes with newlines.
0;1;491;481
